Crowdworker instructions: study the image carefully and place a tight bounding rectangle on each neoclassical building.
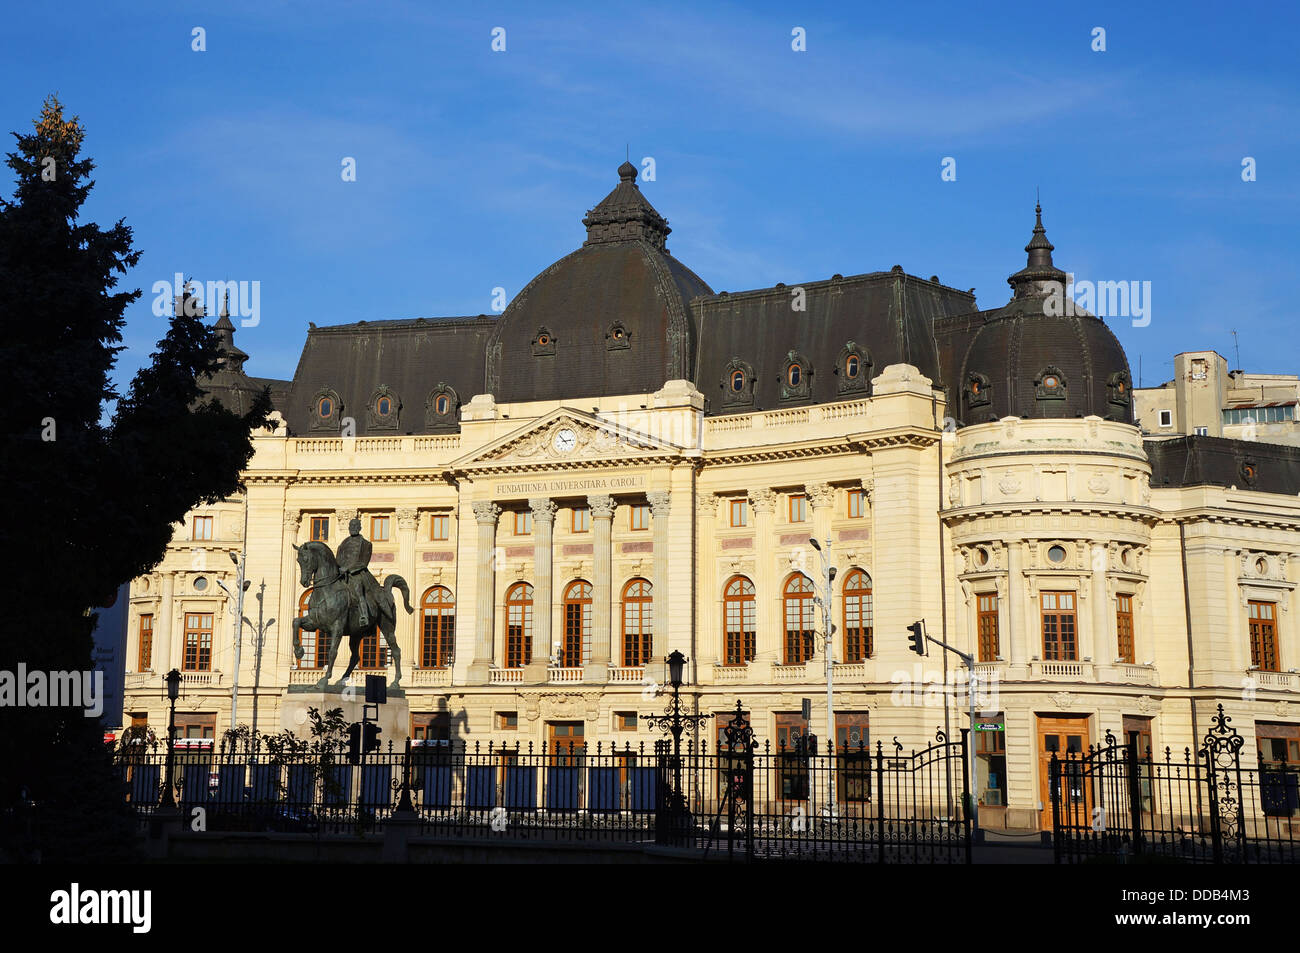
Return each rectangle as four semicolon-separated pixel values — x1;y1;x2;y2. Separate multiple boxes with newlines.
122;162;1300;830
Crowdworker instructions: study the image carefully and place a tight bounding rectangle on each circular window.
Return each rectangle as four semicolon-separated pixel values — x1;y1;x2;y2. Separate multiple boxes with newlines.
612;327;624;340
845;355;859;379
193;576;208;591
1043;375;1060;389
435;395;450;415
537;333;550;346
788;364;802;387
1047;545;1067;564
377;397;391;416
1243;464;1258;483
970;379;981;395
1256;556;1269;574
975;547;989;566
318;397;332;417
730;370;745;393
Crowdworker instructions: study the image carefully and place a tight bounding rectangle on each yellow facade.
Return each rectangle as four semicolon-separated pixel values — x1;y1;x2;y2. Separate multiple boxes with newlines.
122;363;1300;830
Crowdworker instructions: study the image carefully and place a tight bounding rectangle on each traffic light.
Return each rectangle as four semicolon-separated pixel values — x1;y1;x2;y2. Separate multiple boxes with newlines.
362;721;381;754
347;722;362;764
907;621;927;656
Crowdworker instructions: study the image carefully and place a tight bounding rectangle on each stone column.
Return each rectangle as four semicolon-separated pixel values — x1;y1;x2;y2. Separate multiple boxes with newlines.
467;501;500;683
587;494;615;682
807;483;835;666
646;491;672;685
1007;542;1024;668
697;494;718;668
281;512;301;675
750;488;778;678
1090;539;1108;665
396;508;419;666
157;572;175;674
525;498;557;681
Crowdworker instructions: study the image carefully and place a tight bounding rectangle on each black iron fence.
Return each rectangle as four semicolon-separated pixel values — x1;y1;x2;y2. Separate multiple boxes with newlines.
114;722;971;862
1052;705;1300;864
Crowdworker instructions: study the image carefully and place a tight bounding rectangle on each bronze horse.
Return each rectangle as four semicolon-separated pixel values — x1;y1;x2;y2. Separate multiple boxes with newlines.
290;541;413;688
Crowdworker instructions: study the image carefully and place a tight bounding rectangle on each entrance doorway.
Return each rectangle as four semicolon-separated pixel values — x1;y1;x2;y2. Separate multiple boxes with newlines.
1037;715;1090;830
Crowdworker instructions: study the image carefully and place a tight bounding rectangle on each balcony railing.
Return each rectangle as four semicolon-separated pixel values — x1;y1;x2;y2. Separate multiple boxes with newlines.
773;663;808;683
409;668;453;688
608;666;644;684
490;668;524;685
548;667;584;684
712;664;749;683
1028;660;1093;680
1254;670;1297;690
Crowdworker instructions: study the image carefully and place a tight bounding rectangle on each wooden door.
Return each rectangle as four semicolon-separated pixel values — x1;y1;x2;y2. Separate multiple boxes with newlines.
1038;715;1090;830
548;722;585;764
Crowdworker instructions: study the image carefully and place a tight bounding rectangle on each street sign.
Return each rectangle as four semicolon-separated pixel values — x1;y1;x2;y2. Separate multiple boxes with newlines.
365;674;387;704
976;722;1004;731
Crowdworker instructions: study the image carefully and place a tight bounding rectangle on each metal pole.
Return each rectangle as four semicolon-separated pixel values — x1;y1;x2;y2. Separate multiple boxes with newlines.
822;537;834;820
229;500;250;730
967;655;979;832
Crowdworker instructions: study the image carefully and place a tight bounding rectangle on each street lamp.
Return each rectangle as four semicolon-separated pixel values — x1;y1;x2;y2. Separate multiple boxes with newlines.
159;668;182;809
643;650;714;838
809;537;836;819
216;549;250;731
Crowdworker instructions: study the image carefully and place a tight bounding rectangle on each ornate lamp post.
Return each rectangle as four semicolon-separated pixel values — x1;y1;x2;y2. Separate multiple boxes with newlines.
159;668;182;809
643;651;713;833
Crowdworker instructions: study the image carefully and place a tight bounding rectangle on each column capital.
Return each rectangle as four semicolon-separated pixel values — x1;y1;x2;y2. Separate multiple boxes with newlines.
749;488;777;514
396;507;419;531
472;501;502;524
647;490;671;518
334;507;358;527
806;483;835;509
697;493;717;519
587;494;615;520
283;511;302;533
528;498;558;524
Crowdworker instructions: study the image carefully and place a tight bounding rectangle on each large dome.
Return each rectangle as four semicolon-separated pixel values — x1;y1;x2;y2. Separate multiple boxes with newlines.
956;206;1132;424
485;162;712;404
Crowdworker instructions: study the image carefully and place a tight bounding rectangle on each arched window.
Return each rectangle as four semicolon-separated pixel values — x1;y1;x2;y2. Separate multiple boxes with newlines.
783;574;816;665
377;396;391;416
723;575;757;666
317;397;332;418
730;369;745;392
843;570;873;662
296;590;328;669
622;579;653;667
787;363;802;387
845;354;859;379
436;395;449;415
506;583;534;668
562;581;593;667
421;586;455;669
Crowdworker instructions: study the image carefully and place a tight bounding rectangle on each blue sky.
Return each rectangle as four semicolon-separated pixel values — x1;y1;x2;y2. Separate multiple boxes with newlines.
3;0;1297;394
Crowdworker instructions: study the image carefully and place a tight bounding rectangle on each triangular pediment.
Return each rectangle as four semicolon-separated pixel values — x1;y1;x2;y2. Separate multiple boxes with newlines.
452;408;683;470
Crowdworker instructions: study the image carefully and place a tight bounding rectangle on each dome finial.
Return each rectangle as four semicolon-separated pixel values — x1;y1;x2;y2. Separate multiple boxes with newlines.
617;158;637;182
1006;197;1066;297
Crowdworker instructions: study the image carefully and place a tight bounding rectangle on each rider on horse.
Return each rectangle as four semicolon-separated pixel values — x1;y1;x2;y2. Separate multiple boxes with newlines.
337;518;384;627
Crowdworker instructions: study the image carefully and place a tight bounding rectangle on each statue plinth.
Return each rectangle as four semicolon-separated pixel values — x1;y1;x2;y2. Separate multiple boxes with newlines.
279;688;411;744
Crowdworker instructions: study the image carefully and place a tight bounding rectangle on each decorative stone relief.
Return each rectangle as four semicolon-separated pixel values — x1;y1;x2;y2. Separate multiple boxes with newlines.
998;473;1021;496
1049;692;1073;709
1088;473;1109;495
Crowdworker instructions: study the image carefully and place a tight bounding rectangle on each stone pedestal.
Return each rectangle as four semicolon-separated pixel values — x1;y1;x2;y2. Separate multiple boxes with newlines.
279;689;411;746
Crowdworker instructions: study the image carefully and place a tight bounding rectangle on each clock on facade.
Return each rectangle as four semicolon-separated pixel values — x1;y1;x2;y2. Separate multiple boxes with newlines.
552;427;577;453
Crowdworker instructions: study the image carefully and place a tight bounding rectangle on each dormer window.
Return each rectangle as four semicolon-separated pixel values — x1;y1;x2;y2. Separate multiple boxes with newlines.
966;372;991;410
606;323;630;350
1036;366;1067;402
309;387;342;433
532;328;556;356
425;383;460;432
722;358;756;409
835;342;871;396
780;350;812;402
1107;371;1131;409
318;397;332;417
367;385;399;431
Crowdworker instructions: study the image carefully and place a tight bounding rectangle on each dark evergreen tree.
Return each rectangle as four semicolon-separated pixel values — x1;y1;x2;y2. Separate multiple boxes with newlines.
0;97;271;860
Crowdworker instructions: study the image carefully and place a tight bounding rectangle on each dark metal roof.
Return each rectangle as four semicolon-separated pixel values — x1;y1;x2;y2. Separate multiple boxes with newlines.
692;270;973;412
1146;435;1300;495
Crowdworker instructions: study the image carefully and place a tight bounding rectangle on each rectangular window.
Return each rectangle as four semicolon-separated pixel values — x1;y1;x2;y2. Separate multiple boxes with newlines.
514;511;532;536
177;713;216;742
1193;426;1209;436
1249;601;1280;672
1116;594;1135;664
1158;410;1172;427
310;516;329;541
183;613;213;671
1040;591;1077;661
412;712;451;744
724;596;757;666
836;712;872;803
615;712;637;731
977;594;999;663
788;494;807;523
430;514;450;541
370;515;390;541
774;713;811;799
730;499;748;528
498;712;518;730
192;516;213;541
572;508;590;533
137;614;153;671
359;628;389;669
629;504;650;531
847;489;865;519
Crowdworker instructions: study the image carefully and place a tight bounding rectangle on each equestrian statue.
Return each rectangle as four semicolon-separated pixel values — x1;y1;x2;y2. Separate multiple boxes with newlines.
290;518;413;689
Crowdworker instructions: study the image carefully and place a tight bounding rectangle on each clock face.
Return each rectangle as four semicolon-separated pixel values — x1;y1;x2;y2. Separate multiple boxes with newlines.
553;428;577;453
